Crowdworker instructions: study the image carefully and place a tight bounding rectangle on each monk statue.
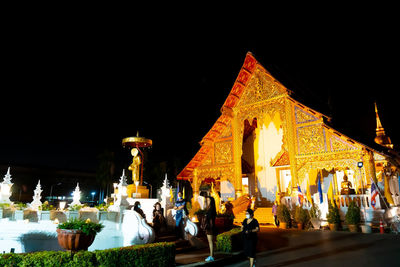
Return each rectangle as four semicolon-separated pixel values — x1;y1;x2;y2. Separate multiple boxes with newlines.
128;148;141;183
340;174;355;195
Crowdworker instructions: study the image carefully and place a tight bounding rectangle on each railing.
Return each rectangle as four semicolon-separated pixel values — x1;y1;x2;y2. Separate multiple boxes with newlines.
280;193;384;223
335;194;378;210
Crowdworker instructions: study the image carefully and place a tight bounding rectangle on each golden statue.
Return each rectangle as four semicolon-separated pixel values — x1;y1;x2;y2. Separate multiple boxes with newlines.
122;133;152;198
128;148;141;183
340;174;355;195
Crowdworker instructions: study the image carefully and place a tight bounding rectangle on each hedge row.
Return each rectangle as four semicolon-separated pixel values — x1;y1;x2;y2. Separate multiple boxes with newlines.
216;227;243;253
0;242;175;267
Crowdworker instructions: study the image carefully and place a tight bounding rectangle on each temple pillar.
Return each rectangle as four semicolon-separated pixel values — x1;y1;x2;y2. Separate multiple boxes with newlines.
192;169;199;201
285;98;299;194
333;170;338;195
232;111;243;198
362;149;377;185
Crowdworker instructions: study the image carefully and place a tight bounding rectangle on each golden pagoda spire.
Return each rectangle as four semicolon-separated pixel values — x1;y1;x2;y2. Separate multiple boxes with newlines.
374;102;393;149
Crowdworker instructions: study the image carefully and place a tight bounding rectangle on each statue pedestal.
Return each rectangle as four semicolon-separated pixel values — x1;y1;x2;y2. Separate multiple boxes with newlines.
127;184;149;198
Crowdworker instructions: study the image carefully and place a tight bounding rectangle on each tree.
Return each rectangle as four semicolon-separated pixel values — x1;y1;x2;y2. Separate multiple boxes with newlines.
96;149;115;204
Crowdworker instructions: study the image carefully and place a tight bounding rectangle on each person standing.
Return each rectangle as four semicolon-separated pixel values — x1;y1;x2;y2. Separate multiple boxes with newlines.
204;195;217;262
242;208;259;267
272;201;279;227
152;202;166;235
173;192;186;239
133;201;146;219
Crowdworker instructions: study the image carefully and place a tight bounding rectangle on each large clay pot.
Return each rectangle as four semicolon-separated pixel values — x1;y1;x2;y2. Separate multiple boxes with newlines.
348;224;358;233
56;229;95;251
280;222;287;229
297;223;304;230
361;224;372;233
310;218;321;229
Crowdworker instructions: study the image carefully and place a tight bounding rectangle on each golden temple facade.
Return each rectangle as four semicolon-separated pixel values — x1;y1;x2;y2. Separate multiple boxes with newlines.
178;52;399;206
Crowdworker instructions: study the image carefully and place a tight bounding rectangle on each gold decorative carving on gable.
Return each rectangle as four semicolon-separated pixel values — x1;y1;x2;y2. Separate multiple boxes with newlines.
373;152;386;162
196;164;235;182
237;67;286;107
271;149;290;167
296;151;362;179
219;123;232;139
297;125;326;154
237;97;286;125
199;153;213;166
295;106;319;124
329;135;356;151
214;141;233;164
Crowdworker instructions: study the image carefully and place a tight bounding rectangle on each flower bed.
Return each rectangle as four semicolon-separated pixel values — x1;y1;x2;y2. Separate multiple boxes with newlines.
0;242;175;266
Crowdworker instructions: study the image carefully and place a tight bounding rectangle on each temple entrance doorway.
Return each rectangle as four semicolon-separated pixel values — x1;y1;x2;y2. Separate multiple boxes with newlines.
241;118;257;199
242;113;284;207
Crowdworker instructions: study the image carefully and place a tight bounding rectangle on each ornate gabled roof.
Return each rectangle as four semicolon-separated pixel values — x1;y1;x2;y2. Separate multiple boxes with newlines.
221;52;290;112
271;149;290;167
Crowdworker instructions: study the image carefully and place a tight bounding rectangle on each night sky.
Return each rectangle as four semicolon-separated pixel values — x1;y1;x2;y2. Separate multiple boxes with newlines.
1;24;399;178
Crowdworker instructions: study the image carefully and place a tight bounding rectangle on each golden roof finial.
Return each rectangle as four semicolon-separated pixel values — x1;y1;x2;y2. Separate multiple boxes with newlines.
374;102;393;149
375;102;384;133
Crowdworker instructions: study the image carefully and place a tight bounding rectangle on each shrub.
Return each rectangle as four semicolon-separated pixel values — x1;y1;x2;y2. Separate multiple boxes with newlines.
294;206;310;224
216;227;242;253
13;202;27;210
0;203;11;209
345;200;361;225
18;251;71;266
0;242;175;267
68;204;84;211
40;201;56;211
95;242;175;267
0;252;23;266
276;204;291;223
58;218;104;236
95;203;109;212
327;202;341;224
309;203;321;219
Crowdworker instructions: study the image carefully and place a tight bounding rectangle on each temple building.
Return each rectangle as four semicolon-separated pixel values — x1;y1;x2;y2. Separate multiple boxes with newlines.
178;52;400;214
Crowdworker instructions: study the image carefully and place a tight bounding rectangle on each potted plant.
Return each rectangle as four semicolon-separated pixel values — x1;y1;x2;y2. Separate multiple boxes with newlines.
56;218;104;252
0;203;10;218
294;206;310;230
13;202;27;220
66;204;83;220
309;203;322;229
327;201;341;231
276;204;291;229
345;200;360;232
0;203;12;219
95;203;110;221
39;201;56;220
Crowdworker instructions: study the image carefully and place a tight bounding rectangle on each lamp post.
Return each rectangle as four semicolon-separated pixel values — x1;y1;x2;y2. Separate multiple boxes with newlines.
49;182;62;201
358;161;368;221
91;192;96;202
357;162;364;194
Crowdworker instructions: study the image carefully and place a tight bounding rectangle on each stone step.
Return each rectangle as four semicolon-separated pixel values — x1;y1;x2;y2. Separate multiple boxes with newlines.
234;207;274;225
254;207;274;224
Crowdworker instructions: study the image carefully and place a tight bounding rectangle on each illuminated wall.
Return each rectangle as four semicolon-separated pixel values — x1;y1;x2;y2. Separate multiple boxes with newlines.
253;114;283;202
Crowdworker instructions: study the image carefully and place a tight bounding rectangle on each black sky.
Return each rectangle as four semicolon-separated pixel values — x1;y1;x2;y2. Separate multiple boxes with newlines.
1;21;399;175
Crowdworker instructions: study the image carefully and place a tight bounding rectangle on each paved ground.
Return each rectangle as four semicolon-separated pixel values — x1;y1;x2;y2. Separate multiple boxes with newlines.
177;226;400;266
226;227;400;267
